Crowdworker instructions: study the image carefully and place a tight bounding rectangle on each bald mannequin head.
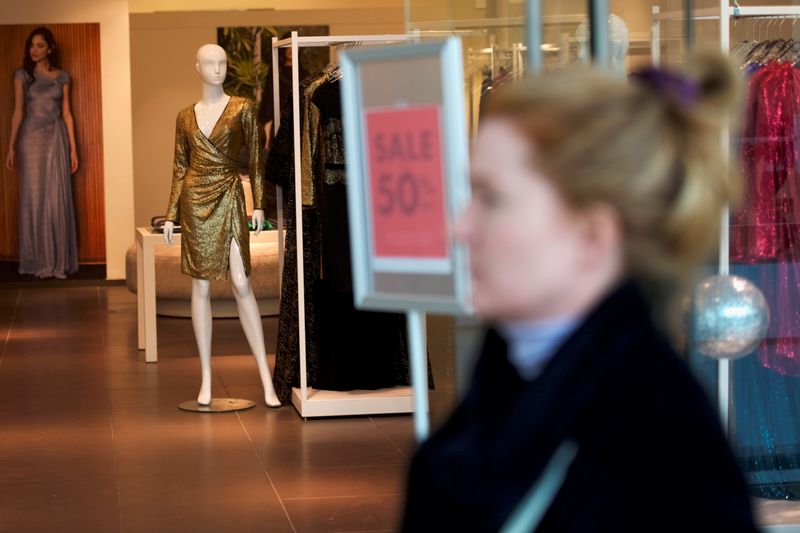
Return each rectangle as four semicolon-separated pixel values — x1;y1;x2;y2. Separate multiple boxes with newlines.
195;44;227;86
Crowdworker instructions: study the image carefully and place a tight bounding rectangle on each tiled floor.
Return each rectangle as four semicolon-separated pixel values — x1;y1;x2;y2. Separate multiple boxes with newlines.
0;284;457;532
2;283;799;532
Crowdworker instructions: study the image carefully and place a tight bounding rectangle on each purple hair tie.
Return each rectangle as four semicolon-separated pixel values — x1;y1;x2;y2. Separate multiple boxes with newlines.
631;67;699;107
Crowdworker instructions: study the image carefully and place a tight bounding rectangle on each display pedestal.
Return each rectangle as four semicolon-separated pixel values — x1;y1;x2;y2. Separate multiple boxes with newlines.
178;398;256;413
290;386;413;418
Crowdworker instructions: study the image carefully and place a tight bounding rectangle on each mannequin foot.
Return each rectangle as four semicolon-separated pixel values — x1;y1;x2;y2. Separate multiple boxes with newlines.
197;383;212;406
265;388;281;408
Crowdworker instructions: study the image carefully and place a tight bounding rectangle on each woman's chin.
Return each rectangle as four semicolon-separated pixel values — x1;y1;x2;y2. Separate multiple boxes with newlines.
471;296;516;321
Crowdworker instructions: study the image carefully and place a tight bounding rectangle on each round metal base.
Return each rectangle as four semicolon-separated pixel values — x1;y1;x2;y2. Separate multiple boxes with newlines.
178;398;256;413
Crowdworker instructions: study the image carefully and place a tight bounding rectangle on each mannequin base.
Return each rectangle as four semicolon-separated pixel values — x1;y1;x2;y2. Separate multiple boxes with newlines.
178;398;256;413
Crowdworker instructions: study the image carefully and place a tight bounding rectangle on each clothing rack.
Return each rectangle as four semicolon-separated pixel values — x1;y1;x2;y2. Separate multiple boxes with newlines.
467;43;529;80
271;32;418;418
651;4;800;66
650;3;800;436
409;14;587;34
464;43;527;138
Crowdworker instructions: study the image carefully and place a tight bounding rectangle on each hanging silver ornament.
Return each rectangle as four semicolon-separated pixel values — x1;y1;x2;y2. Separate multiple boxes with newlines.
693;274;770;360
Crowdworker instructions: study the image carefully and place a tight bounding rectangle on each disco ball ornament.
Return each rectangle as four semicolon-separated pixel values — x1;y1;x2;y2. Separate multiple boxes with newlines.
693;274;769;360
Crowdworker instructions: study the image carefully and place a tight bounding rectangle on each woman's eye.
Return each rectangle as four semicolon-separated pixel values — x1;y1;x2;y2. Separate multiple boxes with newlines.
477;189;500;207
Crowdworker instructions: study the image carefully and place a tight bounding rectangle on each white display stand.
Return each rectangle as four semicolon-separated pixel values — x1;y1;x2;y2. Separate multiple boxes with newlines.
271;32;418;418
135;227;278;363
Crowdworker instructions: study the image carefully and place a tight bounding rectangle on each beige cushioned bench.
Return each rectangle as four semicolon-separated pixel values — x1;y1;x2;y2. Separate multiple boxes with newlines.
124;240;281;318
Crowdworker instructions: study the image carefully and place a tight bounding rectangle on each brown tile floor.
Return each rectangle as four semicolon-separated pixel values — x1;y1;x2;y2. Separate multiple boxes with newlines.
3;284;795;532
0;284;458;533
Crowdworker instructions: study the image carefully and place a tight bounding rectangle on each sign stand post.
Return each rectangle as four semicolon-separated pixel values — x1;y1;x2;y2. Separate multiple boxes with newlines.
406;309;430;442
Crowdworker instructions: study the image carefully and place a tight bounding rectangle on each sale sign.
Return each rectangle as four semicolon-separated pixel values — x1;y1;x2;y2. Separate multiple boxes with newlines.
365;105;449;270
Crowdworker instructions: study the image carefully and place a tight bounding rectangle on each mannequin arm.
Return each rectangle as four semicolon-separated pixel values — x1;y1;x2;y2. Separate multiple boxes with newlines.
242;100;266;211
252;209;264;236
163;221;175;246
165;113;189;224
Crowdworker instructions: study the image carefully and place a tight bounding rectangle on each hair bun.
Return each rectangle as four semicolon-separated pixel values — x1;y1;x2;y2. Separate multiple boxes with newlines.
683;50;739;116
631;51;738;122
630;67;700;107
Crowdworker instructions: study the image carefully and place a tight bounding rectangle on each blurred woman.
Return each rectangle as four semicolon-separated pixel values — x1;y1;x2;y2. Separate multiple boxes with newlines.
402;54;759;531
5;26;78;279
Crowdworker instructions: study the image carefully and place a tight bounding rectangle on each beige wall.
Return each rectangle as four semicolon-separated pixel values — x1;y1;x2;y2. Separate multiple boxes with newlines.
130;8;404;230
130;0;403;13
1;0;134;280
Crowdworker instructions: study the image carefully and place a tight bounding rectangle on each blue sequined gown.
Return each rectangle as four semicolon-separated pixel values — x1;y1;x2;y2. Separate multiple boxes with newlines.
14;68;78;279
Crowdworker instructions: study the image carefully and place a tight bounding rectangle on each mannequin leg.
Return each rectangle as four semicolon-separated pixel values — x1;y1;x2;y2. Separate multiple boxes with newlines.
191;278;213;406
229;240;281;407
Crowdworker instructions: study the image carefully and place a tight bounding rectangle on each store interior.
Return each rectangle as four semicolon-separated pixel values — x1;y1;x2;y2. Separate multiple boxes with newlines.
2;0;800;530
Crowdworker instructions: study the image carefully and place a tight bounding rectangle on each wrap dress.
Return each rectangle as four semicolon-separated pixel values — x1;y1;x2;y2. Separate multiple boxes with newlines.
165;96;264;280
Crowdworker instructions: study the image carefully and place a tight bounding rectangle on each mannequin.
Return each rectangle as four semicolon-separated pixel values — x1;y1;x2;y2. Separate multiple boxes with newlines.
575;14;630;75
164;44;280;407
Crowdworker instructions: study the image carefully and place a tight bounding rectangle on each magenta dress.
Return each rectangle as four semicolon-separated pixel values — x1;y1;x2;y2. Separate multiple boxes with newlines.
14;68;78;279
728;60;800;500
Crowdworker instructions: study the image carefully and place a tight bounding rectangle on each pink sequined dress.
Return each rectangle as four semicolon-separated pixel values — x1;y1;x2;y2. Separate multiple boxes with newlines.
731;61;800;376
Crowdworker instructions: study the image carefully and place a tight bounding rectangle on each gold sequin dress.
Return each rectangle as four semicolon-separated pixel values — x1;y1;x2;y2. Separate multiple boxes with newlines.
165;96;264;280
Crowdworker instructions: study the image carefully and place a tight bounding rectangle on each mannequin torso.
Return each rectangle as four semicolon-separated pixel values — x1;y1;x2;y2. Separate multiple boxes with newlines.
194;95;231;138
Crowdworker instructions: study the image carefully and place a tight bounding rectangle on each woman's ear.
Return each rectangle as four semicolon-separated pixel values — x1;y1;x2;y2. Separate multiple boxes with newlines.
577;203;624;270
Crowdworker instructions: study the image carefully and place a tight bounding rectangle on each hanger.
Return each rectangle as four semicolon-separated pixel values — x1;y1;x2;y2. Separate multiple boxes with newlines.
783;38;800;64
742;39;769;66
773;38;795;62
335;41;363;51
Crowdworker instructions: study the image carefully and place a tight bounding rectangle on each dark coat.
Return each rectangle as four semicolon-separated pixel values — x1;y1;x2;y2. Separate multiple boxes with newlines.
402;282;758;532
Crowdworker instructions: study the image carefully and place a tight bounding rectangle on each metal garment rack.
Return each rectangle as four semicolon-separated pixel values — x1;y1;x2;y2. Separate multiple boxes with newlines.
469;44;529;79
651;3;800;435
271;32;418;418
651;4;800;66
465;44;528;138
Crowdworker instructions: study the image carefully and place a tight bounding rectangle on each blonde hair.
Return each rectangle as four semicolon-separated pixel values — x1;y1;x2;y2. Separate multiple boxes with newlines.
485;53;741;314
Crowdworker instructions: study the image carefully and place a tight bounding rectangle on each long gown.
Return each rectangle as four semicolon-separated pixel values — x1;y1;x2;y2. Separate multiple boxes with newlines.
15;68;78;279
165;96;264;280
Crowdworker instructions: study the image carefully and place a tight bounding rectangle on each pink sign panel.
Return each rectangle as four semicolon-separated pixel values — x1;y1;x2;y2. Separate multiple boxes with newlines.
365;105;448;261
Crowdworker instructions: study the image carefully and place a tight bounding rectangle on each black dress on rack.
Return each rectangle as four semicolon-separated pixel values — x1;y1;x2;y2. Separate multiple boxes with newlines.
478;69;513;123
265;69;419;404
311;78;416;391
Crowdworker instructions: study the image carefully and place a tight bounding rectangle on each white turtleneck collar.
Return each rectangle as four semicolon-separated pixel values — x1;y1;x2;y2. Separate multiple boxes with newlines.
498;315;581;380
